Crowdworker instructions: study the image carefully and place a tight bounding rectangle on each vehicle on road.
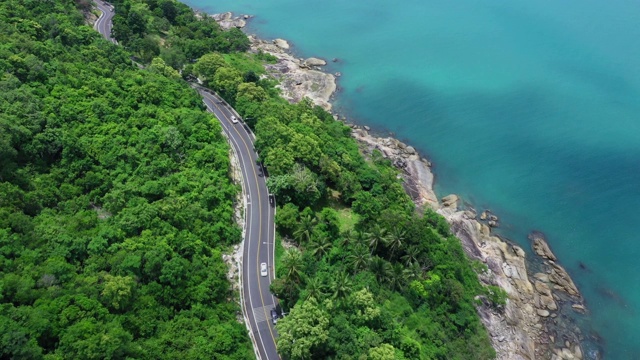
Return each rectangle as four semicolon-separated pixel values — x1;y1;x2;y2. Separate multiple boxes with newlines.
270;309;279;325
260;262;268;277
231;115;239;124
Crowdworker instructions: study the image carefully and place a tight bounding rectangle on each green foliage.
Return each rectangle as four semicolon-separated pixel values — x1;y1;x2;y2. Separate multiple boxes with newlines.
189;33;497;359
276;297;330;360
0;1;251;358
111;0;250;62
195;52;227;85
88;0;501;357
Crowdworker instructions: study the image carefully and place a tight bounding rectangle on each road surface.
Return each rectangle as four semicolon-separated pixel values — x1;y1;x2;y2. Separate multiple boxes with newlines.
94;0;117;44
93;4;280;358
198;88;280;360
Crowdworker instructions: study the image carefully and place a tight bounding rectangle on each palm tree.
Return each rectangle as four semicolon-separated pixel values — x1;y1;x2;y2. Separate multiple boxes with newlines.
401;246;420;267
338;229;355;248
385;227;407;260
369;256;392;285
354;230;370;249
303;276;326;300
403;262;423;282
347;245;370;274
331;272;352;303
309;233;332;260
281;248;304;285
368;224;390;256
293;214;316;244
389;263;406;291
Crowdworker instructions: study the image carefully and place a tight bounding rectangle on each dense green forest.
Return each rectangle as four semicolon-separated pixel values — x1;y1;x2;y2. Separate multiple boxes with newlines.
0;0;252;358
1;0;502;359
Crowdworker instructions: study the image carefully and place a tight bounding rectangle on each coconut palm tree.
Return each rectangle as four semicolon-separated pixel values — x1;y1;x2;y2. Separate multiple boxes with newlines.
331;271;352;303
403;262;423;282
294;214;316;244
347;245;370;274
389;263;406;291
367;224;390;256
385;227;407;260
338;229;355;248
309;233;332;260
281;248;304;285
369;256;392;285
401;246;420;267
303;276;326;300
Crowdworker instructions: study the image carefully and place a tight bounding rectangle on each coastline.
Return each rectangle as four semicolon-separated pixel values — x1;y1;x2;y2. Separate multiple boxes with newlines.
209;11;597;360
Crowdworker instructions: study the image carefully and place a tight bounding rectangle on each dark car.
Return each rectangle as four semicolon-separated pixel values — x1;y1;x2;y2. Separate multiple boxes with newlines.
270;308;278;325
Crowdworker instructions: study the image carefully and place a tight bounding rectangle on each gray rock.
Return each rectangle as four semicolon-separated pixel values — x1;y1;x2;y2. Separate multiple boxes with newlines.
530;232;558;261
541;294;558;310
441;194;459;209
535;281;551;295
364;125;371;131
304;57;327;67
534;272;549;282
513;246;526;258
571;304;586;313
537;309;550;317
273;38;290;50
406;146;416;154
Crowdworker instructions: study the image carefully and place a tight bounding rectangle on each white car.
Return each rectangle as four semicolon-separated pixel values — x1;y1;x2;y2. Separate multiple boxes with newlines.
231;115;239;124
260;262;268;277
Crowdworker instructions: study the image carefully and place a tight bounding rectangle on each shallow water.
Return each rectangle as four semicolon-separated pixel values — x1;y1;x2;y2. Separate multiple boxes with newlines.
183;0;640;357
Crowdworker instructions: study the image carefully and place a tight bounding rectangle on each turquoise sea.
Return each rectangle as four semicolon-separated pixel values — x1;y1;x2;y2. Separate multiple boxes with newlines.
183;0;640;357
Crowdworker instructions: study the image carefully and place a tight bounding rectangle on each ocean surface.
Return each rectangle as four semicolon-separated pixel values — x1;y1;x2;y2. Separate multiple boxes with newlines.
183;0;640;357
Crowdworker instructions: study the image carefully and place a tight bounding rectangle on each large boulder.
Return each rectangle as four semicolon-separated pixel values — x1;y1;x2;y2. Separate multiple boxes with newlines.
273;38;290;50
441;194;459;209
304;57;327;67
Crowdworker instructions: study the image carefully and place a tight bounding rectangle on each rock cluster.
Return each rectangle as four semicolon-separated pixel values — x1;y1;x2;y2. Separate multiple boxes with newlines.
439;203;588;359
211;12;248;29
349;126;591;359
247;35;337;110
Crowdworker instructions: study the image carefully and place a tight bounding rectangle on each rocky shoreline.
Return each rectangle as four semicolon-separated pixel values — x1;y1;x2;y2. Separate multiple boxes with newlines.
352;129;592;360
211;12;596;360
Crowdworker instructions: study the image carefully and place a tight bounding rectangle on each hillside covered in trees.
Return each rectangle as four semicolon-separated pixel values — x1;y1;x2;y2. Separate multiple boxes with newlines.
1;0;502;359
0;0;252;358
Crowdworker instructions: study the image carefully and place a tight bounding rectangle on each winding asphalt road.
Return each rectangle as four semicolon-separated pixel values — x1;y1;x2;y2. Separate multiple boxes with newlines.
93;0;117;44
198;88;279;360
92;2;280;359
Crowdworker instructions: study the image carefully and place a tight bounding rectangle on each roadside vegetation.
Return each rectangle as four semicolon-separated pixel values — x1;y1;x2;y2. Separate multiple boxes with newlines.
1;0;502;359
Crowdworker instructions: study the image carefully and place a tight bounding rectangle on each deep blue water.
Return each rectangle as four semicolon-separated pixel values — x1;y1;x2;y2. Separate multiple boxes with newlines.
183;0;640;357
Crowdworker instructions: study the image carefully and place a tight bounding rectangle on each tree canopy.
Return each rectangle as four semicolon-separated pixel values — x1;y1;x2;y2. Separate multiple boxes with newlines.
0;0;251;358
